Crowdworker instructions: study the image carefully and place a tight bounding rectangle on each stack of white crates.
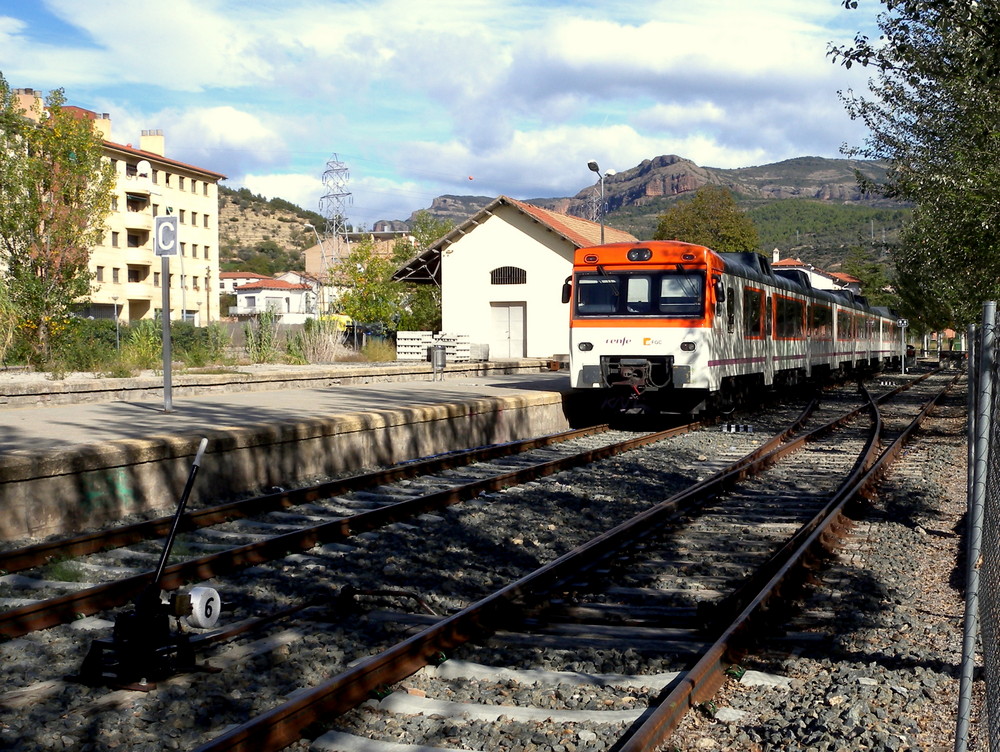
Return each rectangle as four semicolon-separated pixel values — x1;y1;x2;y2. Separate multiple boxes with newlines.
395;331;434;361
395;332;476;362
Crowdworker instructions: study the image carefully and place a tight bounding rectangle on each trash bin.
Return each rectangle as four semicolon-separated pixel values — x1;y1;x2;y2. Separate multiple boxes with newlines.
430;344;447;371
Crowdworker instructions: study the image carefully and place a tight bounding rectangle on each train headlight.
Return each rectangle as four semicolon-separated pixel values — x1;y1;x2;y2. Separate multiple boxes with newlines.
680;342;696;352
627;248;652;262
578;342;594;351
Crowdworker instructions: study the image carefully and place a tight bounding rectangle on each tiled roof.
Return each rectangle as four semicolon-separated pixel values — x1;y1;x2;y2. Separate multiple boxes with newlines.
235;279;312;292
392;195;638;283
505;197;637;248
220;271;272;279
102;139;227;180
830;272;862;283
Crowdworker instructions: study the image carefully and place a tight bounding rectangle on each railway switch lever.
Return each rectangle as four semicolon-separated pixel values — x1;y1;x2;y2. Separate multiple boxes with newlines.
75;438;220;690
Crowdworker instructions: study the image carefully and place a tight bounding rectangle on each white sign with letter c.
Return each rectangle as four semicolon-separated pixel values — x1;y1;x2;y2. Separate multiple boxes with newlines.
155;215;178;256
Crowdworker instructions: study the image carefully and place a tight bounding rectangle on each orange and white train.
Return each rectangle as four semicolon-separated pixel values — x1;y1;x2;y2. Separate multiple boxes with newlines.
562;240;902;414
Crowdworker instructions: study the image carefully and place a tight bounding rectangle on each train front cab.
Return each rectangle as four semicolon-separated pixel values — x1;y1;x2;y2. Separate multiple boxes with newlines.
566;241;729;414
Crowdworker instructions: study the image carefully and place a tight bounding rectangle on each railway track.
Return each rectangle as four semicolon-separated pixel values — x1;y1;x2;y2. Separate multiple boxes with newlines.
0;371;956;751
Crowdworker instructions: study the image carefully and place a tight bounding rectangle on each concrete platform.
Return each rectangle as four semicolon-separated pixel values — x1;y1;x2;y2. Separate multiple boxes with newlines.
0;363;574;541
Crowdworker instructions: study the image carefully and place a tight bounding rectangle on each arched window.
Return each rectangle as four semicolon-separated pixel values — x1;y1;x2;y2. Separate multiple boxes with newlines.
491;266;527;285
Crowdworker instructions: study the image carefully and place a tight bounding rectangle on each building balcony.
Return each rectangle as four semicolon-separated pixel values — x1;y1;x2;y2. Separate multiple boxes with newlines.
123;211;152;231
125;247;154;265
122;176;151;197
125;284;154;301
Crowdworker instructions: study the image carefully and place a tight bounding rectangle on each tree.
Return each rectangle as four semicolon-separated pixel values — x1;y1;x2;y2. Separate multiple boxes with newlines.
842;245;898;308
653;185;760;252
332;236;402;325
829;0;1000;327
391;210;453;331
0;76;115;361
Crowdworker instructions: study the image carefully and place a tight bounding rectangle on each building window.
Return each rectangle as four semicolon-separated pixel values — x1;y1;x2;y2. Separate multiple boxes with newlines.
246;296;256;308
152;204;159;217
154;272;160;287
180;242;186;256
192;244;198;258
111;196;118;211
164;173;171;187
179;209;185;223
204;245;210;259
490;266;527;285
181;275;187;289
125;163;137;177
191;179;197;194
192;212;198;226
203;215;209;228
127;233;141;248
110;159;118;172
112;268;120;283
178;176;185;190
193;276;200;290
128;268;141;283
111;231;119;247
96;266;104;282
152;170;158;185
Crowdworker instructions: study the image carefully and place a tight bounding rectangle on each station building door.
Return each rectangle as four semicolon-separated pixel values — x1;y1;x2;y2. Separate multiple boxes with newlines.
489;302;526;358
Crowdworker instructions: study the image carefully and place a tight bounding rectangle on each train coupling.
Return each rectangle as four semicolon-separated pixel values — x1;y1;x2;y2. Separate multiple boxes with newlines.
601;356;683;391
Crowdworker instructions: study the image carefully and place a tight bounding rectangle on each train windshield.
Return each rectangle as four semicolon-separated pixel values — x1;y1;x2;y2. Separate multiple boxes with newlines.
575;270;705;317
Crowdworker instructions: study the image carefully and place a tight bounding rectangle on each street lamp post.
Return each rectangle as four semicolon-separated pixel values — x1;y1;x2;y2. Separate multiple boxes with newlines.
304;223;328;314
587;160;616;244
111;296;120;350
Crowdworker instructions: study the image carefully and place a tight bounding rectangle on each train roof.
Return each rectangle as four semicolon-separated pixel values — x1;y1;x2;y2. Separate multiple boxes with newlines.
718;251;887;316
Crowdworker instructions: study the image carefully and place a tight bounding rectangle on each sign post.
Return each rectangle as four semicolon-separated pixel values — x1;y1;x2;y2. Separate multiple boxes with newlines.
155;216;178;412
897;318;909;375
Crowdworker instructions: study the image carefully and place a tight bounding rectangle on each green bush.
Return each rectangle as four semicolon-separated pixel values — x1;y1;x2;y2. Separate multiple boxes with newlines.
49;318;118;372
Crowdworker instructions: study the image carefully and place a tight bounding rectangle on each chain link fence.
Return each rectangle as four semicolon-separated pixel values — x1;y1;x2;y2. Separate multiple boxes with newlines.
963;302;998;751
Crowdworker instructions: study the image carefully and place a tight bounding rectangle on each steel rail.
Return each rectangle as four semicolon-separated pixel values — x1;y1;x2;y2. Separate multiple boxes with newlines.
191;398;829;752
0;423;701;638
615;372;961;751
192;373;948;752
0;425;617;574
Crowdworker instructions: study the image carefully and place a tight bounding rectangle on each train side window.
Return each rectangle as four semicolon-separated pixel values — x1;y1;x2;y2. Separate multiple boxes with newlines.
774;295;805;339
743;287;764;338
811;304;833;340
726;288;735;333
837;309;852;340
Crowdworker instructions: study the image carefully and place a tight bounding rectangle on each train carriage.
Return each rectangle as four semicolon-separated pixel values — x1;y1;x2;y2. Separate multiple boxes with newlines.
563;240;900;414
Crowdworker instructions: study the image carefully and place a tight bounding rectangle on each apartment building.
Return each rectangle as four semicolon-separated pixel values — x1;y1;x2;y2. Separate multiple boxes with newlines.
15;88;225;325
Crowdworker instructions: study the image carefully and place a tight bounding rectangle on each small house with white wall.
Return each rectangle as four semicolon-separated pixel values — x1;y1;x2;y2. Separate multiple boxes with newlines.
232;277;316;324
771;250;862;293
219;271;271;295
394;195;636;359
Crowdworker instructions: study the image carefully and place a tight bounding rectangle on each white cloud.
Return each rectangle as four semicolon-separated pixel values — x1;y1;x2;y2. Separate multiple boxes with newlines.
241;173;325;214
4;0;879;226
43;0;271;91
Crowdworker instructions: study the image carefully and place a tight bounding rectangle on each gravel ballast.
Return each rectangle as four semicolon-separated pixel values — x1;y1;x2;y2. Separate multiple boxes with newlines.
0;376;985;751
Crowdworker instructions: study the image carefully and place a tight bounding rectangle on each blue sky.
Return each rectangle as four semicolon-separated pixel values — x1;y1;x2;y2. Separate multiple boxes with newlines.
0;0;878;229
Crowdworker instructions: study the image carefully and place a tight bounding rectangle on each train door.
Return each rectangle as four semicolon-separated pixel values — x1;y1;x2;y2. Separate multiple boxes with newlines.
490;302;526;358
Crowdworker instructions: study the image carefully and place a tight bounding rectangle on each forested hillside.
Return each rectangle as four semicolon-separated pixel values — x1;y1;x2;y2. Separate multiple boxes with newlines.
746;199;911;270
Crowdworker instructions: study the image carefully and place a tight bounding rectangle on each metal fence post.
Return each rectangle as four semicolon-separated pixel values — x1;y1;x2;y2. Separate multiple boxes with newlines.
957;304;995;751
